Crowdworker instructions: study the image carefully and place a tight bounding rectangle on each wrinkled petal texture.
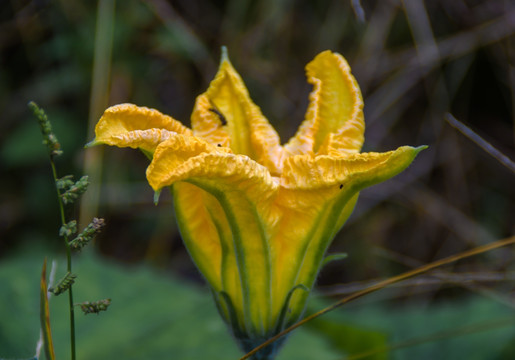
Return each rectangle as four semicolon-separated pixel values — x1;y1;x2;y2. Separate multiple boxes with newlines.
91;49;425;338
281;146;420;190
93;103;192;152
147;134;280;335
191;49;283;175
285;51;364;157
147;135;278;204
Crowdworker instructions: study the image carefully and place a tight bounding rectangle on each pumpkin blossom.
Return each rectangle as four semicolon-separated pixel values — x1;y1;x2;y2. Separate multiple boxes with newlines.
88;48;425;359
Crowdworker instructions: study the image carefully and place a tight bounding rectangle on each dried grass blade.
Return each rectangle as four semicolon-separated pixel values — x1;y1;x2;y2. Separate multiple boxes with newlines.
239;235;515;360
40;258;56;360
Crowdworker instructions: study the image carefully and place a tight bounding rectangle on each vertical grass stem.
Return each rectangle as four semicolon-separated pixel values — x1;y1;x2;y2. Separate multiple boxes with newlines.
49;160;76;360
80;0;116;229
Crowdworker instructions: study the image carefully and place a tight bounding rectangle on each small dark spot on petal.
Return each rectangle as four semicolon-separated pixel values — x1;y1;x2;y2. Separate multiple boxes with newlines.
217;144;222;147
339;184;343;189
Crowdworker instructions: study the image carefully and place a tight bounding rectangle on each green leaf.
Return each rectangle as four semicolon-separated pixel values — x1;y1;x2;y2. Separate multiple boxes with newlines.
0;250;340;360
3;249;515;360
305;315;387;359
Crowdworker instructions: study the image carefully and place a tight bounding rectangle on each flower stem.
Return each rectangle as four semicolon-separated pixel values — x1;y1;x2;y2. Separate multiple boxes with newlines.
50;159;76;360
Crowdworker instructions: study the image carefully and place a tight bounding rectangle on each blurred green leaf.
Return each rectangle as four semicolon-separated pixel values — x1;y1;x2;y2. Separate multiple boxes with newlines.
494;336;515;360
308;292;515;359
1;110;82;168
305;316;387;359
0;250;340;360
1;119;47;167
2;249;515;360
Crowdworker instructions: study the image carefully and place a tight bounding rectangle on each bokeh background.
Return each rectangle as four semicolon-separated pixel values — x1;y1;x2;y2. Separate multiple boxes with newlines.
1;0;514;359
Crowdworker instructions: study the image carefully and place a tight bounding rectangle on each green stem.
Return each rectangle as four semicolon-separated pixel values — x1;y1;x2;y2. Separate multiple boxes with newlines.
50;159;76;360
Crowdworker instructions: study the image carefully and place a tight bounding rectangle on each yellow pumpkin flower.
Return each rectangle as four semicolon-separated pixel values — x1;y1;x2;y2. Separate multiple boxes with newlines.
88;48;425;359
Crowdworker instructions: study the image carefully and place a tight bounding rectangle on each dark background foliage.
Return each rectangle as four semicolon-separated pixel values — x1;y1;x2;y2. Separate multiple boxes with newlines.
1;0;514;358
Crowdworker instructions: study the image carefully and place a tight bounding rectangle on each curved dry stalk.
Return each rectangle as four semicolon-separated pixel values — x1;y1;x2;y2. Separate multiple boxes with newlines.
319;271;515;296
374;246;515;309
239;235;515;360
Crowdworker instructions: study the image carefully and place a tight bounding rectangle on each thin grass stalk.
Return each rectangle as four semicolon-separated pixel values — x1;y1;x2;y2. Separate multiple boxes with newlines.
80;0;115;228
239;236;515;360
48;160;76;359
445;113;515;173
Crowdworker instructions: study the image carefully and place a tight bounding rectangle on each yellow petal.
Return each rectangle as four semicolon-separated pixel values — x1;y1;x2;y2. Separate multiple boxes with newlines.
100;129;180;152
191;48;283;175
284;51;364;156
172;182;222;290
174;181;246;332
281;146;425;190
91;103;192;152
277;146;425;320
147;135;279;335
269;191;359;324
146;135;277;200
190;94;232;147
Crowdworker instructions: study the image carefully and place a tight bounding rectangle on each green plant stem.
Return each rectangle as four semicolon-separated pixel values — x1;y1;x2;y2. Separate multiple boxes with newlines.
50;159;76;360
